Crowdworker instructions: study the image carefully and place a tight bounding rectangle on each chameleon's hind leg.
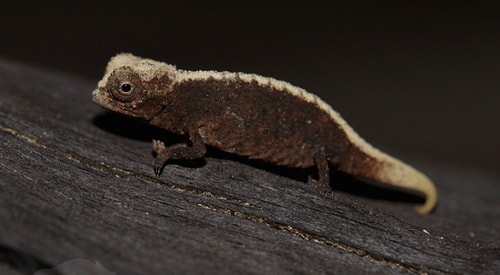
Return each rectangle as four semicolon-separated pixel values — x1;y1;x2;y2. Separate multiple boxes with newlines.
308;147;331;193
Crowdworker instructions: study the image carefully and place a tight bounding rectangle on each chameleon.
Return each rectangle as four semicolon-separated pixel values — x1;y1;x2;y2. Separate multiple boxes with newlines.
92;53;437;214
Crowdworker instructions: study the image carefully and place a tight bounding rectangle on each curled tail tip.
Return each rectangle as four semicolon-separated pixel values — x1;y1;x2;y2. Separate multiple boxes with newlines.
413;173;437;215
377;159;438;215
415;190;437;215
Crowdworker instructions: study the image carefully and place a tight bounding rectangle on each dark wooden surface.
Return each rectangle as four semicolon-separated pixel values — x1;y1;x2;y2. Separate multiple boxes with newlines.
0;58;498;274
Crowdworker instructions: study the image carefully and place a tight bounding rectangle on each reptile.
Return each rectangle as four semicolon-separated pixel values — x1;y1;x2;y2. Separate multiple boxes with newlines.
92;53;437;214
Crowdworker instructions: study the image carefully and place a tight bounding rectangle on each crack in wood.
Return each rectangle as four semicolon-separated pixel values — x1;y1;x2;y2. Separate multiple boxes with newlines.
193;202;425;274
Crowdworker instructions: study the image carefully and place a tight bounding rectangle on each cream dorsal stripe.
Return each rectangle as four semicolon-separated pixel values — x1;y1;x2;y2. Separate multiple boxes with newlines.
93;53;437;215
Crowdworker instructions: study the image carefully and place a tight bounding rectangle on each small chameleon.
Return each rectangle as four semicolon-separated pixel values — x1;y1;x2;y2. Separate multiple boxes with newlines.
92;53;437;214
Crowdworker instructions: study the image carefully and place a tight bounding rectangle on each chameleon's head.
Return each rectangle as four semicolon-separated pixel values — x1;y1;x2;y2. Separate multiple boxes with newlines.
92;53;177;120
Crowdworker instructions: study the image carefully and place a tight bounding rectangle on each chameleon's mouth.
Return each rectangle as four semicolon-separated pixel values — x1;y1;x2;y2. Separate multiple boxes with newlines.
92;88;111;107
92;88;116;112
92;88;102;103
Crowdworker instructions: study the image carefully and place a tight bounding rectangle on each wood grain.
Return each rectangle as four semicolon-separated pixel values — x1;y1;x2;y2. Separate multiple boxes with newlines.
0;59;498;274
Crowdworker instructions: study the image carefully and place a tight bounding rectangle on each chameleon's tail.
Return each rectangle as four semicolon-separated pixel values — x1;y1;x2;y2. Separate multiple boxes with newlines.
374;156;437;215
321;102;437;214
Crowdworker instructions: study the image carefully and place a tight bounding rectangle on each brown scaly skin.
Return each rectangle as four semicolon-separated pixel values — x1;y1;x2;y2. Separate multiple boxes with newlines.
92;53;437;214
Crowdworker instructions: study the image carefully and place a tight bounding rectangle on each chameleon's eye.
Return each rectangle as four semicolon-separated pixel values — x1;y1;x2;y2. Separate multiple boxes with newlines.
108;68;142;102
121;83;132;93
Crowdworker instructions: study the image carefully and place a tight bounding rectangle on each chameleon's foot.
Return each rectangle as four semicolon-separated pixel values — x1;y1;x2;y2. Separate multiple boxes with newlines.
153;139;169;177
308;176;332;194
153;165;162;177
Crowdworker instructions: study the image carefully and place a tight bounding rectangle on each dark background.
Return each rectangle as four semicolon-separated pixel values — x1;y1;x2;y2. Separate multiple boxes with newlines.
2;1;499;174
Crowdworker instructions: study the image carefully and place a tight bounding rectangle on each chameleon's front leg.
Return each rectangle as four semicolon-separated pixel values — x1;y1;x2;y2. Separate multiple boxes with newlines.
153;130;207;176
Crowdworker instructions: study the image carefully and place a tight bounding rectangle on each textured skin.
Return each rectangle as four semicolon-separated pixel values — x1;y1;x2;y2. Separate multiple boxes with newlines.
158;78;362;168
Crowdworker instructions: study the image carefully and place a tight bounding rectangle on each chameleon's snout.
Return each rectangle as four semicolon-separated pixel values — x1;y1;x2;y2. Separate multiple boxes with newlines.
91;89;100;103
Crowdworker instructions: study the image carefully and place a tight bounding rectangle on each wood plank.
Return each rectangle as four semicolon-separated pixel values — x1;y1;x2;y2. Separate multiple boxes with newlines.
0;59;498;274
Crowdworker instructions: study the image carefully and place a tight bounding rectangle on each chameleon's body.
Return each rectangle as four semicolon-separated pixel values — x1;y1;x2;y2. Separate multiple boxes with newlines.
92;53;437;214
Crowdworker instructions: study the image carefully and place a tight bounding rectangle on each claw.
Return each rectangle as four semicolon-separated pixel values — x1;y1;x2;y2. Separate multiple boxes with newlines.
154;165;161;177
153;139;166;177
